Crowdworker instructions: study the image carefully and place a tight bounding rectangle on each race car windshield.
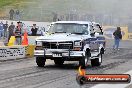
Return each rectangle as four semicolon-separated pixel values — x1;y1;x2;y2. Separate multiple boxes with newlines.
48;23;89;35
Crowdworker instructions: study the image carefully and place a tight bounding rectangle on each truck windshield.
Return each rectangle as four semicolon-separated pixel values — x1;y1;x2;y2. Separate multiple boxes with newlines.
48;23;89;35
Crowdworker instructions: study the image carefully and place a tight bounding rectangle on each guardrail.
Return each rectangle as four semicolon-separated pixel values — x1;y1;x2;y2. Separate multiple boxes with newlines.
0;45;26;60
128;33;132;39
0;45;36;61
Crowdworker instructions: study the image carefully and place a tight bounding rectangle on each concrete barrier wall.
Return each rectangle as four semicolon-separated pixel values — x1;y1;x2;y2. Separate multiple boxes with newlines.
128;33;132;39
26;45;36;57
0;46;26;60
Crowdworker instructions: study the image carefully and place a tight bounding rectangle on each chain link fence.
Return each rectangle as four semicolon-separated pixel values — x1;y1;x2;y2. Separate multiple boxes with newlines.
0;6;131;27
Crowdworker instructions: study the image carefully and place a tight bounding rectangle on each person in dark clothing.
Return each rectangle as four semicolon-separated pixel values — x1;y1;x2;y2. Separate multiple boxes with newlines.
15;9;20;21
14;22;22;45
0;21;4;39
113;27;122;50
3;21;8;38
8;22;15;42
31;24;38;36
9;9;15;20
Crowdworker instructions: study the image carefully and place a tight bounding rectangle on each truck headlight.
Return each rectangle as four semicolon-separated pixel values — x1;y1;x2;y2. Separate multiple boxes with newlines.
74;41;81;46
36;41;42;46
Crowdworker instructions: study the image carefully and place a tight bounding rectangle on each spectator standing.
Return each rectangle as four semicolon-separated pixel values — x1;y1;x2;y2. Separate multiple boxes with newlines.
14;22;22;45
113;27;122;50
15;9;20;21
8;22;15;42
0;21;4;39
31;24;38;36
9;9;15;20
3;21;8;38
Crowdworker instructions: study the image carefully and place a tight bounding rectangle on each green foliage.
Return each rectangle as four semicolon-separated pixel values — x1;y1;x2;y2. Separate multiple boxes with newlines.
0;0;25;7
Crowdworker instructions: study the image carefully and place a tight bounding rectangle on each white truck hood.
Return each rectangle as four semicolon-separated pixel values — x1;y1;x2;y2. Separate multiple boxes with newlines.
36;33;89;42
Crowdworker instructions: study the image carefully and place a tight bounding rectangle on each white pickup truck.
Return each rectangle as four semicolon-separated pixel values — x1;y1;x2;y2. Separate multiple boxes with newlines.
34;21;106;68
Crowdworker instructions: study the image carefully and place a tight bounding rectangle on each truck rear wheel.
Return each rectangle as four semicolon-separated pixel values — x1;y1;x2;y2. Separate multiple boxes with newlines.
36;57;46;67
91;54;102;66
54;59;64;65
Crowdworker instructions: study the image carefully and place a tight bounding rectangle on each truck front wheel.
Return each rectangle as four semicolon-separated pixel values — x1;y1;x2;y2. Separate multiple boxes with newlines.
36;57;46;67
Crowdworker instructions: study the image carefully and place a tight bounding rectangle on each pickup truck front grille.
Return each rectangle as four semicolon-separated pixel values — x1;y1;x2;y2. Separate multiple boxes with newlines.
89;42;100;50
42;42;73;49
